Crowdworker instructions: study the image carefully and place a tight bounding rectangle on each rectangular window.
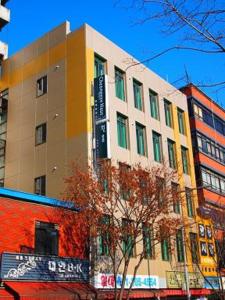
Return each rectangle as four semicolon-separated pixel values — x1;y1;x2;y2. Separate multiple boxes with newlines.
152;131;162;162
193;103;202;119
186;188;194;217
94;55;106;78
181;146;189;174
176;229;184;262
143;224;154;259
190;232;199;263
37;75;47;97
34;175;46;196
164;99;173;128
133;79;143;111
119;163;131;200
177;108;185;135
35;123;47;145
149;90;159;120
161;237;170;261
172;182;180;214
98;215;110;256
136;123;147;156
122;219;135;257
168;139;176;169
115;67;125;101
117;113;128;149
35;221;58;255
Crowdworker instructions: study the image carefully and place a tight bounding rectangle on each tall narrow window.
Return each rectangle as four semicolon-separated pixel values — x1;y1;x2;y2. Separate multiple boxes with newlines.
186;188;194;217
177;108;185;135
98;215;110;256
119;163;131;200
164;99;173;128
117;113;128;149
35;221;58;255
136;123;147;156
176;229;184;262
172;182;180;214
122;219;135;257
190;232;199;263
167;139;176;169
149;90;159;120
37;75;47;97
161;237;170;261
143;224;154;259
115;67;125;101
35;123;47;145
181;146;189;174
133;79;143;111
34;175;46;196
152;131;162;162
94;55;106;78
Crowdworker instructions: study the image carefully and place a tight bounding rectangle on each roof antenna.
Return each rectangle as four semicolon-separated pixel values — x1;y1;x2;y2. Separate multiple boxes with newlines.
184;65;191;85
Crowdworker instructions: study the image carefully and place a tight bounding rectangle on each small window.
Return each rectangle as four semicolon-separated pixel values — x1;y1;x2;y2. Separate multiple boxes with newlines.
161;237;170;261
34;175;46;196
35;123;47;145
167;139;176;169
190;232;199;263
164;99;173;128
186;188;194;217
149;90;159;120
143;224;154;259
115;67;126;101
181;146;189;174
37;75;47;97
94;55;106;78
133;79;143;111
117;113;128;149
98;215;110;256
136;122;147;156
177;108;185;135
176;229;184;262
172;183;180;214
35;221;58;255
152;131;162;163
119;163;131;200
122;219;135;257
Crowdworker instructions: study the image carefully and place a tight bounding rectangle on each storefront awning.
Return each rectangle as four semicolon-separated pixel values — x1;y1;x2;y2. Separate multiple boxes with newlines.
0;288;14;299
4;282;96;300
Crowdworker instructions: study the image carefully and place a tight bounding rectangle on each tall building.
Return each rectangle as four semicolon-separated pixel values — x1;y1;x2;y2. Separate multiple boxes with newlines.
0;22;218;297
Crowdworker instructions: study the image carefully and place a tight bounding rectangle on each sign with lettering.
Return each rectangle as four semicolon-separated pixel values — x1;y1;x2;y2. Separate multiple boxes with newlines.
94;273;159;289
166;271;203;289
204;277;220;289
96;121;108;159
1;253;89;282
94;75;108;122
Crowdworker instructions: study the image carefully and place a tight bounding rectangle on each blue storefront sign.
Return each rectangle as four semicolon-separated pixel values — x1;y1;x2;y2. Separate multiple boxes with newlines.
204;276;220;289
1;252;89;282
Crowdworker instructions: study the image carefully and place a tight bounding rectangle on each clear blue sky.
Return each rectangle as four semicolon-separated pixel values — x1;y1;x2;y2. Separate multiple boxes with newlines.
2;0;225;108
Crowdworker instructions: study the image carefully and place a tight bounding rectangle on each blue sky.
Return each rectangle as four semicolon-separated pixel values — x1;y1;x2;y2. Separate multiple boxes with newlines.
2;0;225;108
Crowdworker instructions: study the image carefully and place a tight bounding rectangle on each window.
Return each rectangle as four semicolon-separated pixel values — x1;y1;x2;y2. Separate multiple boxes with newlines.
35;221;58;255
201;167;225;195
177;108;185;135
133;79;143;111
164;99;173;128
152;131;162;162
117;113;128;149
136;123;147;156
34;175;46;196
35;123;47;145
122;219;135;257
186;188;194;217
181;146;189;174
168;139;176;169
172;183;180;214
189;232;199;263
176;229;184;262
98;215;110;256
143;224;154;259
37;75;47;97
119;163;131;200
157;177;165;208
193;103;203;119
94;55;106;78
161;237;170;261
149;90;159;120
115;67;125;101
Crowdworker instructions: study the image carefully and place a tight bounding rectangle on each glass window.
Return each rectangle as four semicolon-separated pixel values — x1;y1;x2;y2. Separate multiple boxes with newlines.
35;123;47;146
172;183;180;214
177;108;185;135
161;237;170;261
122;219;135;257
119;163;131;200
186;188;194;217
117;113;128;149
94;55;106;78
133;79;143;111
34;175;46;196
37;75;47;97
35;221;58;255
143;224;154;259
136;123;147;156
152;131;162;162
181;146;189;174
149;90;159;120
189;232;199;263
168;139;176;169
164;99;173;128
98;215;110;256
115;67;125;101
176;229;184;262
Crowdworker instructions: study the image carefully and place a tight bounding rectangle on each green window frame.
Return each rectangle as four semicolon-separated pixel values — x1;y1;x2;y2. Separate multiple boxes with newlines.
161;237;170;261
122;219;135;257
149;90;159;120
143;224;154;259
164;99;173;128
94;54;106;78
172;182;180;214
115;67;125;101
152;131;162;162
177;108;185;135
133;79;143;111
181;146;189;174
168;139;176;169
136;123;147;156
186;188;194;217
117;113;128;149
176;229;184;262
98;215;110;256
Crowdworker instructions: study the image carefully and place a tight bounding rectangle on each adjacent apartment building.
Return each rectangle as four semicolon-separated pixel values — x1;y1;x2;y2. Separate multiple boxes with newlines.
0;22;218;297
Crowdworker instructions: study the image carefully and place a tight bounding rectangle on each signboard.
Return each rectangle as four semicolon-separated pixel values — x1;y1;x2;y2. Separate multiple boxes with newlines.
204;276;220;289
1;253;89;282
166;271;203;289
96;121;108;159
94;75;108;122
94;273;159;289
